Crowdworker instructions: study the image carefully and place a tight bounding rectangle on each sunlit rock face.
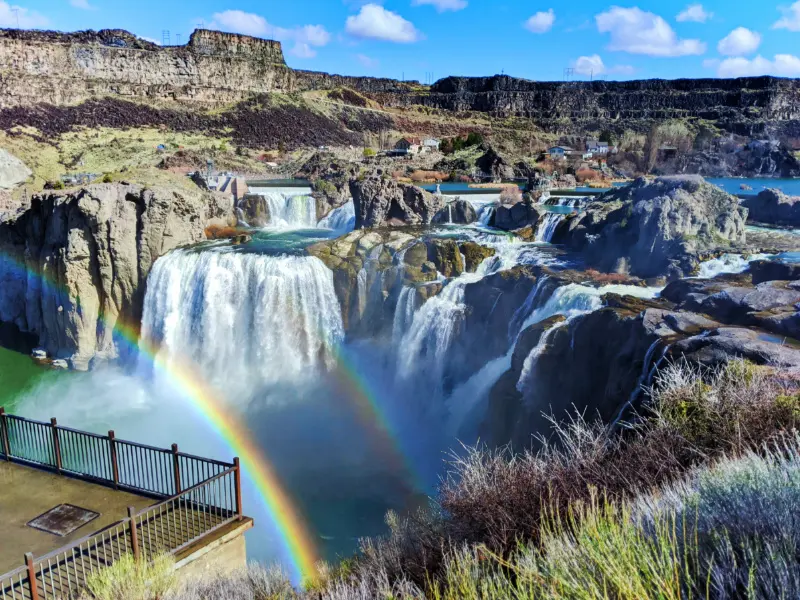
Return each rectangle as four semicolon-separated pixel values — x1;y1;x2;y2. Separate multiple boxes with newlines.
0;183;232;368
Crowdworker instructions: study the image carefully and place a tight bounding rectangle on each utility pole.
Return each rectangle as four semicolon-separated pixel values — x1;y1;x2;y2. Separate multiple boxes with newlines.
175;33;181;45
162;30;171;46
11;7;19;28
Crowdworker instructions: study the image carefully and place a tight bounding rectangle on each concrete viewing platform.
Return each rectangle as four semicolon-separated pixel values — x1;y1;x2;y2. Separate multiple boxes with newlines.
0;461;153;575
0;410;253;598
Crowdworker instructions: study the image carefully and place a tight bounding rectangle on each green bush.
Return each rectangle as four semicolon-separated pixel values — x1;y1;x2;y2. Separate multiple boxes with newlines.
84;553;175;600
363;148;376;157
101;173;113;183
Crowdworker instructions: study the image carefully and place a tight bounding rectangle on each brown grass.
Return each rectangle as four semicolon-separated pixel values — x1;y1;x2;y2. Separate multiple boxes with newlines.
205;225;243;239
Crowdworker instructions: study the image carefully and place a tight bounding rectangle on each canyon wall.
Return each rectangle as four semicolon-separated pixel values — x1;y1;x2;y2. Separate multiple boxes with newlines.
1;27;799;136
0;28;414;108
389;75;800;135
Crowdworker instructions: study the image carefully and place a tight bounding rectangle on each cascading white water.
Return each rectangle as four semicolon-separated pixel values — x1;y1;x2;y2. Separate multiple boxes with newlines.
693;253;771;279
535;212;565;243
139;248;344;393
249;187;317;230
517;320;568;395
392;286;419;343
318;201;356;233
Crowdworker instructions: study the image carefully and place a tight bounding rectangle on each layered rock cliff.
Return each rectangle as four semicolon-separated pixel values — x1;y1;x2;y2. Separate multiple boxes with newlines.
0;28;416;108
0;183;233;368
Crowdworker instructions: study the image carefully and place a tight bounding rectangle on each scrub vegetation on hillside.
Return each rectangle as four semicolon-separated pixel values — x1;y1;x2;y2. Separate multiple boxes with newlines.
84;359;800;600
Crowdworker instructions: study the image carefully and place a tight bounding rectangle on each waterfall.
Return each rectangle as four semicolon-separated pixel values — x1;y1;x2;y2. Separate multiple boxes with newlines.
318;201;355;233
477;204;496;226
516;320;568;395
249;187;317;230
693;252;771;279
535;213;565;243
392;286;419;343
139;249;344;392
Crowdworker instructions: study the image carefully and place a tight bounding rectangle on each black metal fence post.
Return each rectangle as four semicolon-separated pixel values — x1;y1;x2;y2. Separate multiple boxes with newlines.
172;443;181;495
51;417;62;474
0;407;10;460
108;430;119;489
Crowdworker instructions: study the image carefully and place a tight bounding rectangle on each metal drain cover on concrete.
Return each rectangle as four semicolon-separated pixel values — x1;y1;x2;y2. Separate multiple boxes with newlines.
27;504;100;536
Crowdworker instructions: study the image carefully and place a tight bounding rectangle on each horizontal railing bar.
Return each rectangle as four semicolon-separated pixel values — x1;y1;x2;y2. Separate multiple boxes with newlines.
173;451;235;468
51;425;109;440
133;467;237;518
4;414;50;427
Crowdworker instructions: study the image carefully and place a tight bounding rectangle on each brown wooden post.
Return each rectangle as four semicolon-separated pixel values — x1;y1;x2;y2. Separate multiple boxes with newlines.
0;408;10;461
25;553;38;599
108;430;119;489
233;457;243;521
171;443;181;495
50;417;62;474
128;507;140;560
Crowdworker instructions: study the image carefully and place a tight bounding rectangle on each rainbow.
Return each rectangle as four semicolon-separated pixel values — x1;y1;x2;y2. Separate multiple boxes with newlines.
0;253;320;581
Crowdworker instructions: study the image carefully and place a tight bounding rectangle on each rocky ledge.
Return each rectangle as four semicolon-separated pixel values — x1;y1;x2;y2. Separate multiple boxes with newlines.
0;183;234;368
350;177;445;229
484;259;800;447
742;189;800;228
552;176;747;280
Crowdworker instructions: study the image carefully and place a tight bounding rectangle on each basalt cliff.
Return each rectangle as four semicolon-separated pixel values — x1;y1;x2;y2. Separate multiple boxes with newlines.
1;28;799;138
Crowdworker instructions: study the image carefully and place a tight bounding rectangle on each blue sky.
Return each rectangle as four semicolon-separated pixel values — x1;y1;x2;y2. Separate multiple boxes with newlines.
2;0;800;81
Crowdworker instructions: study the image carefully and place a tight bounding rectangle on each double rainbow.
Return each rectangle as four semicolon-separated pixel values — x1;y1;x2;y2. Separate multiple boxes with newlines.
0;253;319;580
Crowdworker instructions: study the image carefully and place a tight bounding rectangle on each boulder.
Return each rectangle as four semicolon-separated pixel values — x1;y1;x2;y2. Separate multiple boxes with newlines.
476;146;516;180
0;149;32;190
554;176;747;280
0;183;233;369
427;239;464;278
236;194;270;227
432;198;477;225
750;259;800;284
350;178;444;228
459;241;496;272
493;198;546;231
742;189;800;227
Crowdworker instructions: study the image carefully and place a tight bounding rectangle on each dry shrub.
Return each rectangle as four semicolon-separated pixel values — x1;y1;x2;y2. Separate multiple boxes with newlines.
576;167;600;182
410;170;447;182
584;268;634;284
499;185;522;204
205;225;241;239
347;359;798;591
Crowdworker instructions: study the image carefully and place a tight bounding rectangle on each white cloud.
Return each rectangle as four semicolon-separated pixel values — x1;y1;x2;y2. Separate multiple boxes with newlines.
209;10;330;59
596;6;706;56
715;54;800;77
676;4;712;23
69;0;96;10
411;0;467;12
0;1;49;27
773;1;800;31
717;27;761;56
572;54;634;76
345;4;421;43
524;9;555;33
356;53;379;68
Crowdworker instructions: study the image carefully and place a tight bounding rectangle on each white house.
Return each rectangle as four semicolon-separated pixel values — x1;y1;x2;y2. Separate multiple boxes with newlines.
422;138;440;152
586;139;610;154
394;137;422;156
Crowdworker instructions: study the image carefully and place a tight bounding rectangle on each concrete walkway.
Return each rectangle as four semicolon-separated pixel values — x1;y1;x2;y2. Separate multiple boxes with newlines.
0;461;152;575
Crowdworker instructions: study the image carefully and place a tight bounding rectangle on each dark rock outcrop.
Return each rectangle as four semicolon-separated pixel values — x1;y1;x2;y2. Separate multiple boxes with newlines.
553;176;747;279
432;199;477;225
459;242;496;272
742;189;800;227
236;194;270;227
661;268;800;341
492;198;546;232
350;178;444;229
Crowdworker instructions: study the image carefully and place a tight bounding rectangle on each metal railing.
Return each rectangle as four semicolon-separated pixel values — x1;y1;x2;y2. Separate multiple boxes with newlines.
0;408;232;497
0;409;244;600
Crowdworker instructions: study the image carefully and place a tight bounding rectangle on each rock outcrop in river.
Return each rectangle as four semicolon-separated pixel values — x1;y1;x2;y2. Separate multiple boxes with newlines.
350;178;444;229
553;176;747;280
742;189;800;227
0;183;233;368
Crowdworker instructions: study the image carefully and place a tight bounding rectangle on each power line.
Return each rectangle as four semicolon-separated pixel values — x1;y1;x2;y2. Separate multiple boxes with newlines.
162;30;171;46
11;7;20;28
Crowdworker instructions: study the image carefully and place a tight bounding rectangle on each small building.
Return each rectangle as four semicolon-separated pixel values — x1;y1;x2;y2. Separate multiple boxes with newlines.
548;146;571;159
395;137;422;156
586;139;610;154
422;138;441;152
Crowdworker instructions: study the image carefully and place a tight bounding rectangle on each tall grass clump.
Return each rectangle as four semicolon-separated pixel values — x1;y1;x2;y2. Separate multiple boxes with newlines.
83;553;175;600
349;359;797;589
171;564;296;600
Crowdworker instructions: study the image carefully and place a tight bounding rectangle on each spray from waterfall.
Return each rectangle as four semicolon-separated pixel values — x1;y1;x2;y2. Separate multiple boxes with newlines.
249;187;317;230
